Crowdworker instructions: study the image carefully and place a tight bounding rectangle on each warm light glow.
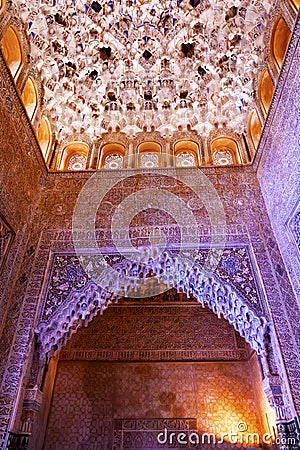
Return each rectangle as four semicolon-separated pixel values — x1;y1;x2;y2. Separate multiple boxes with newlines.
138;142;162;153
137;142;161;168
99;143;125;169
21;76;38;121
289;0;300;12
38;116;52;158
1;26;24;79
192;358;277;447
271;17;291;72
248;110;262;150
212;137;239;165
174;140;200;166
59;141;89;171
258;70;275;117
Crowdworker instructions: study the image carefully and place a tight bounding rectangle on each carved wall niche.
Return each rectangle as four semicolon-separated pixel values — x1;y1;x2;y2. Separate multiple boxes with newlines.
41;299;272;450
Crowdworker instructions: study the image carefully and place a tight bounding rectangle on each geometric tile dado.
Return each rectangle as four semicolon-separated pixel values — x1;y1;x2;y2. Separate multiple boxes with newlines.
44;360;265;450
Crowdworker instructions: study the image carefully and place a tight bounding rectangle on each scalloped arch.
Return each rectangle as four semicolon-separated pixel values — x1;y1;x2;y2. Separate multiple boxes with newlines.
37;251;269;358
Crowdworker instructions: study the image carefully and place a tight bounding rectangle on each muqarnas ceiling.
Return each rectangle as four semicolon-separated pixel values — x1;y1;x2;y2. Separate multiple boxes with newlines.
14;0;275;145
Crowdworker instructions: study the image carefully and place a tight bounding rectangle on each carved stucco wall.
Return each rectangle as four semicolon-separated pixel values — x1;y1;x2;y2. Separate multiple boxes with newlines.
0;52;45;444
254;16;300;429
41;245;263;321
30;168;300;411
0;51;44;325
1;138;300;446
0;165;289;449
256;15;300;304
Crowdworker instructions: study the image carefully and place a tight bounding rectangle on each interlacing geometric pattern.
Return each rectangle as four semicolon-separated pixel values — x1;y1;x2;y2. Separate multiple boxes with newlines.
176;152;196;167
67;154;87;170
213;149;234;165
104;153;123;169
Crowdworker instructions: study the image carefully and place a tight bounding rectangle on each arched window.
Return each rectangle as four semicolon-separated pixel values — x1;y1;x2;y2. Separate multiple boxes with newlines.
258;69;274;117
1;26;24;80
59;142;89;171
38;116;52;159
21;76;39;121
289;0;300;12
174;140;200;167
248;110;262;150
138;142;161;153
0;0;5;13
99;143;125;169
270;17;291;72
138;142;161;168
211;137;240;166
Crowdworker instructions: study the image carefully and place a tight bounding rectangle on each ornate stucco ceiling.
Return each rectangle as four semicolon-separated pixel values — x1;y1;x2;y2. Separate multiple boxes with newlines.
14;0;275;145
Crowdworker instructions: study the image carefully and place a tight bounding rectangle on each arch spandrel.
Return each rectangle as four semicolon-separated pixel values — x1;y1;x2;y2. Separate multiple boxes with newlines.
36;250;269;359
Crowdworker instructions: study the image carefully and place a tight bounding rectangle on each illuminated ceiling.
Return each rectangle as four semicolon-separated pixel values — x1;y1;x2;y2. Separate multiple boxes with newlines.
14;0;275;145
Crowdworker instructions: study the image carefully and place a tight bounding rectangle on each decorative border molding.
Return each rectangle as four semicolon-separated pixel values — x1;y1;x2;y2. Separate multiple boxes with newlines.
286;198;300;255
0;213;15;275
113;418;197;449
60;348;250;362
